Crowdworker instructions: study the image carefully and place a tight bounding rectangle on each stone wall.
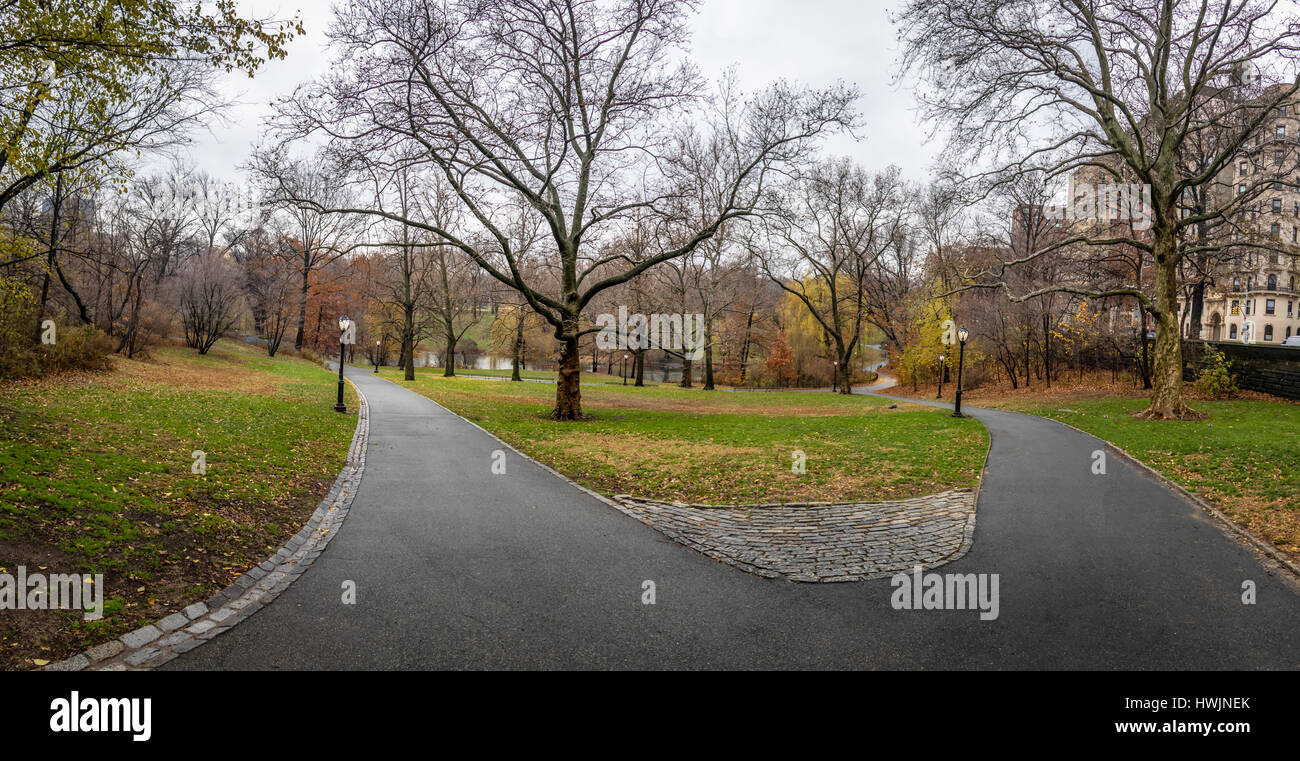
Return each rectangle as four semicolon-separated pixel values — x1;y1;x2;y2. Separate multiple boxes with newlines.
1182;340;1300;400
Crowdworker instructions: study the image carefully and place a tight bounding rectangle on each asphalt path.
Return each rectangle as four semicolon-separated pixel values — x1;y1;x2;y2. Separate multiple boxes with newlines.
168;365;1300;669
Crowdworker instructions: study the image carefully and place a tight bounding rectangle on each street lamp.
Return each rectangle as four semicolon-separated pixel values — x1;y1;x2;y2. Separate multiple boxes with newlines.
622;353;629;385
832;360;839;393
937;354;946;399
373;339;381;374
334;315;351;413
952;328;969;418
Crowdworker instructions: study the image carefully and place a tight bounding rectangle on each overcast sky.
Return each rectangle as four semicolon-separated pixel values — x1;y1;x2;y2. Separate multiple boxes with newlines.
183;0;938;184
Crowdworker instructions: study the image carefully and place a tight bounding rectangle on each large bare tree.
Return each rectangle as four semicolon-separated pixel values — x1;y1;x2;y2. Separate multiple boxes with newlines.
260;0;855;419
898;0;1300;419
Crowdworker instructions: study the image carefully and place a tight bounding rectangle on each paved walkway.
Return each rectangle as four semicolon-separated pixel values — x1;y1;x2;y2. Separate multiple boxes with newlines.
167;365;1300;669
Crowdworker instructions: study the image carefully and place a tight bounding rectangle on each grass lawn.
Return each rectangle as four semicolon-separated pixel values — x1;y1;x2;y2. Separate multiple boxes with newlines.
983;392;1300;560
382;370;988;504
0;340;357;670
422;366;630;383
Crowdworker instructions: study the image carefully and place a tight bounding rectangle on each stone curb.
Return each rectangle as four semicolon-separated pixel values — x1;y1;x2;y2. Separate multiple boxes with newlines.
43;377;370;672
391;371;986;583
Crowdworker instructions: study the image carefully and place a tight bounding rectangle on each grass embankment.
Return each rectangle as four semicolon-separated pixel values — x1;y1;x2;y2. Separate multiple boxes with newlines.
0;341;357;670
981;389;1300;562
383;370;988;505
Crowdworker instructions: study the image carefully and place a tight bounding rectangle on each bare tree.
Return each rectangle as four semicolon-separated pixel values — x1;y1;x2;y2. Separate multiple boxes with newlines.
255;154;368;352
176;251;244;354
757;160;908;394
261;0;856;419
898;0;1300;418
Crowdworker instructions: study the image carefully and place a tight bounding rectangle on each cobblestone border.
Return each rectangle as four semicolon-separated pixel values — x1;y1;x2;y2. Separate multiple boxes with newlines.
43;378;370;671
613;490;978;582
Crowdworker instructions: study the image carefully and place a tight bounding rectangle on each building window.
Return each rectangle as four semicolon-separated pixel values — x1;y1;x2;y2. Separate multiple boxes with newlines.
1246;298;1253;315
1240;161;1249;176
1271;223;1281;239
1230;324;1238;339
1289;300;1295;316
1292;276;1297;291
1273;198;1283;213
1265;324;1274;341
1281;106;1288;117
1266;298;1276;315
1278;125;1287;140
1270;252;1280;264
1269;274;1278;289
1239;184;1247;195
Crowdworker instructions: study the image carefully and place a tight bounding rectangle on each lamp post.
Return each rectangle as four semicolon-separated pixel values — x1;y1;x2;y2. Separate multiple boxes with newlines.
622;353;629;385
373;339;381;374
334;315;351;413
952;328;969;418
832;360;839;393
937;354;946;399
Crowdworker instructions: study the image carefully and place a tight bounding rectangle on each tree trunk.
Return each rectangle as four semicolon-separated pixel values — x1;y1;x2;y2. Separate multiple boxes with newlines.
294;259;309;352
1137;235;1197;420
35;172;63;342
443;333;457;377
404;306;416;381
511;308;524;382
553;329;582;420
703;322;715;390
737;310;754;384
634;349;645;387
679;356;692;388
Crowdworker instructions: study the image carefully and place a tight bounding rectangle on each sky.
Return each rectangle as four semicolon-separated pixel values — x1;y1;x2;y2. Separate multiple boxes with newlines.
181;0;939;185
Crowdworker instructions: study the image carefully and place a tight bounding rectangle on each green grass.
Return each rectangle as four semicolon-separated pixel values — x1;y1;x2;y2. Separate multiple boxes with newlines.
987;394;1300;556
438;366;631;382
0;340;357;668
383;370;988;504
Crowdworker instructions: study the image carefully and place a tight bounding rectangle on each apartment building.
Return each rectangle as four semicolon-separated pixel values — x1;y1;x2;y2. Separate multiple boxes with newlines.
1191;84;1300;345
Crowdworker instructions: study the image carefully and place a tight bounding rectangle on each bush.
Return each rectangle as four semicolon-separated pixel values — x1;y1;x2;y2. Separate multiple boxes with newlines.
1194;347;1239;399
299;347;321;364
40;325;115;374
0;273;114;379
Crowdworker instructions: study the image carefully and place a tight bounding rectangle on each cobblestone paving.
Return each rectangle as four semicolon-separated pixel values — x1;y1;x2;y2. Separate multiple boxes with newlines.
613;489;976;582
44;374;370;672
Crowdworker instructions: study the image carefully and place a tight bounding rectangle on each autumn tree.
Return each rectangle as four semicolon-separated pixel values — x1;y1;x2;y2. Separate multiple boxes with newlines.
260;0;856;419
897;0;1300;419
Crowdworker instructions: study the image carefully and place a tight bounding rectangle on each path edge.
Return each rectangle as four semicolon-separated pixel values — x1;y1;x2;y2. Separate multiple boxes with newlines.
1036;414;1300;584
43;375;370;672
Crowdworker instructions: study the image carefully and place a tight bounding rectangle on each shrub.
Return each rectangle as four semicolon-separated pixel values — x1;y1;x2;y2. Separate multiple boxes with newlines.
40;325;115;374
1194;347;1239;399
